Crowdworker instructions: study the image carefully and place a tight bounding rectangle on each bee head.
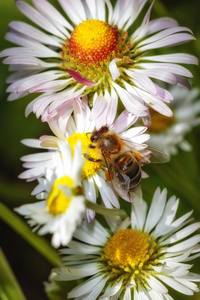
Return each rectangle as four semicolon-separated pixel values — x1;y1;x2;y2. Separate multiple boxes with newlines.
90;126;109;142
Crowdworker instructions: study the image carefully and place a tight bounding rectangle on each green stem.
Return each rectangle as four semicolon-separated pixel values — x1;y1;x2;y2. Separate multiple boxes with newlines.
0;202;61;267
0;248;26;300
85;200;127;220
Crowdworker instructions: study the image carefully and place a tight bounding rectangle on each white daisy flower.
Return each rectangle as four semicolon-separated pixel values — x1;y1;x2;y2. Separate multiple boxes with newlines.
15;140;86;248
54;187;200;299
19;99;150;221
147;87;200;156
1;0;197;122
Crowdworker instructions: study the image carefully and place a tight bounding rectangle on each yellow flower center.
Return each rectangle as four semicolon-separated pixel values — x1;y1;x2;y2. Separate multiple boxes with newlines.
103;229;156;274
67;132;103;178
149;108;174;132
47;176;74;215
69;19;119;63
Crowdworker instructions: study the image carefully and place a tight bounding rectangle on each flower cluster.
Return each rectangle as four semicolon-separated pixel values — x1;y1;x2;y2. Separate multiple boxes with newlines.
1;0;200;299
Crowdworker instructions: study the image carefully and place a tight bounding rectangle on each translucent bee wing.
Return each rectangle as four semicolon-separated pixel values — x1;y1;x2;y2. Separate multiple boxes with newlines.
122;139;169;164
148;146;169;163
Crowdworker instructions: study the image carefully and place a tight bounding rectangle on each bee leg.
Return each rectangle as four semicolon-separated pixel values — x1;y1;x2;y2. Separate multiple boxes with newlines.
88;144;95;149
84;153;102;162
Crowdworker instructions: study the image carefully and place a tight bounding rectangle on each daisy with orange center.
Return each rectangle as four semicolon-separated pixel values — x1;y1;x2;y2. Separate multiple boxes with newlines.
1;0;197;125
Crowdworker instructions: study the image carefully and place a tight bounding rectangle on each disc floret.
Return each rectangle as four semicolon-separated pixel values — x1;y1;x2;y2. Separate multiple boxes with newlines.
67;132;103;178
102;229;158;285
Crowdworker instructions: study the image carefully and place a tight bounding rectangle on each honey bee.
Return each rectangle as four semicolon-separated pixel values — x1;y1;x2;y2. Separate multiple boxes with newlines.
85;126;169;197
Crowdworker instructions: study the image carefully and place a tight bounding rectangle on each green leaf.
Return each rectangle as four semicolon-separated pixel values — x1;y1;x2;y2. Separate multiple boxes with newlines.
0;248;26;300
0;202;61;267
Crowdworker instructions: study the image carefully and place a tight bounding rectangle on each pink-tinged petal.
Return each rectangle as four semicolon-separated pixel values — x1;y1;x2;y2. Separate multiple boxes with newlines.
66;69;97;86
6;31;55;57
132;133;150;144
73;98;90;133
125;126;147;137
33;96;56;119
16;0;65;38
126;70;157;95
138;63;193;78
132;0;154;42
125;0;147;30
139;26;193;47
47;105;73;137
112;0;134;28
7;90;29;101
95;114;107;131
17;72;63;93
142;53;198;65
112;82;148;117
111;110;138;133
84;0;107;21
139;33;195;52
147;17;179;34
25;97;38;117
154;84;174;103
32;0;73;31
141;114;151;127
58;0;86;25
90;95;108;120
134;87;173;117
134;68;178;85
8;21;63;47
106;89;118;127
141;170;149;178
109;58;121;81
47;85;86;113
86;209;96;223
175;75;191;90
30;79;72;93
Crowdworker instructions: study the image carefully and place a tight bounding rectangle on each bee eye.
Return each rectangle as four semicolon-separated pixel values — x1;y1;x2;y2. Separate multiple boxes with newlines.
91;133;98;142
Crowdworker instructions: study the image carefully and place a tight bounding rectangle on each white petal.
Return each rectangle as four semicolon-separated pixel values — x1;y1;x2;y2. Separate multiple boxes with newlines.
142;53;198;65
157;275;194;295
166;235;200;252
146;276;168;294
58;0;86;25
32;0;73;31
162;223;200;245
8;21;63;47
16;0;66;38
145;188;167;232
68;274;105;298
109;58;121;81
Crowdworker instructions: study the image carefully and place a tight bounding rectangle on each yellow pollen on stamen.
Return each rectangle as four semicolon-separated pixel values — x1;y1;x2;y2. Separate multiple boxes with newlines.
47;176;74;215
69;19;119;63
102;229;156;273
67;132;103;178
149;107;174;132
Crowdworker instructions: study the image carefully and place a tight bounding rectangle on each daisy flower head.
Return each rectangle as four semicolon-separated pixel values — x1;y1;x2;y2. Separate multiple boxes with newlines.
1;0;198;123
147;86;200;156
16;140;86;248
53;187;200;299
18;99;151;221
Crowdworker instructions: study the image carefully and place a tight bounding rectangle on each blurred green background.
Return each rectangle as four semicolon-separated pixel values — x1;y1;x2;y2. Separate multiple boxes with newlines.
0;0;200;299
